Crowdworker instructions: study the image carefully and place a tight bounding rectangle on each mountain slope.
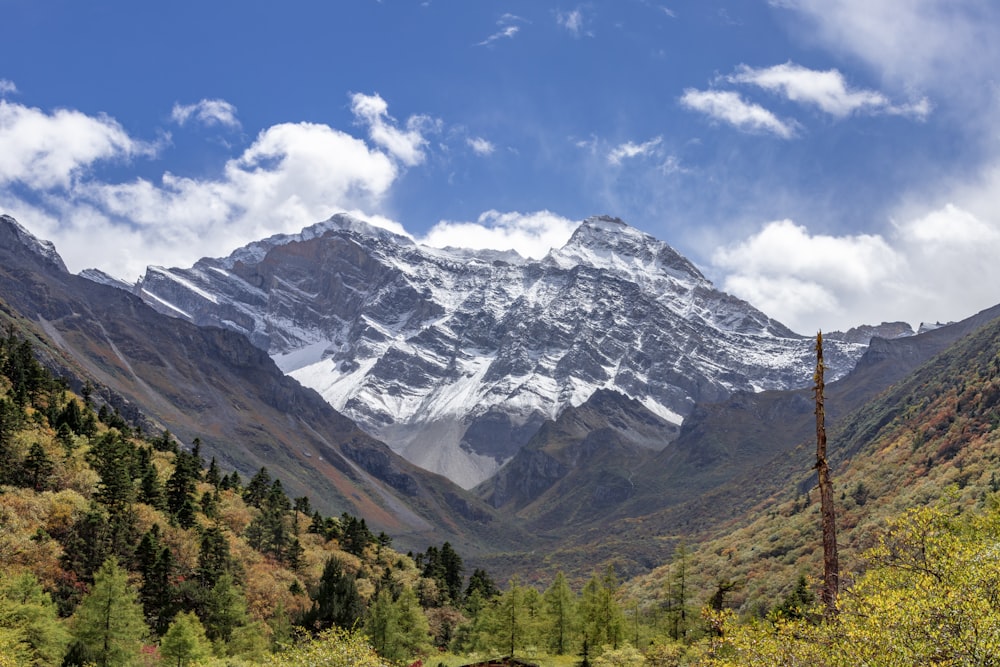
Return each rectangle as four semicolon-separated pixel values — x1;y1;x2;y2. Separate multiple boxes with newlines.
0;214;520;554
470;302;1000;582
622;300;1000;614
133;213;868;488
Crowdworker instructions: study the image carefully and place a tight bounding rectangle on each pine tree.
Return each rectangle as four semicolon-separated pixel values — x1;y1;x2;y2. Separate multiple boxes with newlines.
202;572;249;643
204;457;221;488
302;557;364;632
466;568;500;603
20;442;53;491
89;431;137;513
160;611;211;667
242;467;272;508
543;571;577;654
579;567;625;650
166;450;199;529
0;572;70;667
440;542;464;604
71;557;148;666
197;525;235;584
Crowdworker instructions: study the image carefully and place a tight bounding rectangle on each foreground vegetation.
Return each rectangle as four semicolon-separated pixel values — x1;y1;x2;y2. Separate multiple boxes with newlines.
5;317;1000;666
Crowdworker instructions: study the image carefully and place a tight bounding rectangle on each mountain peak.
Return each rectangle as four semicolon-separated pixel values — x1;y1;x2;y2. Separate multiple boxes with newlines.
221;212;413;268
0;214;68;273
550;215;705;283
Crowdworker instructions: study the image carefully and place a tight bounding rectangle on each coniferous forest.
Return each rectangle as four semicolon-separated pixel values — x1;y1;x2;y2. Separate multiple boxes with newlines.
7;316;1000;667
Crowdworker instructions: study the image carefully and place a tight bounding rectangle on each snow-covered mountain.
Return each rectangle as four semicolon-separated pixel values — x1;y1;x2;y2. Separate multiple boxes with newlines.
132;213;867;488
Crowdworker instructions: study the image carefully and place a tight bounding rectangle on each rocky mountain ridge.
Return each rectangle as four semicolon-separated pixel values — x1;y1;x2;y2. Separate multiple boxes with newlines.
0;213;517;553
132;213;871;488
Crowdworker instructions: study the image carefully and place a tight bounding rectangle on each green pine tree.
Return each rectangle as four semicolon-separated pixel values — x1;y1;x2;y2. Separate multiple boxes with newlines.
71;557;149;667
159;611;211;667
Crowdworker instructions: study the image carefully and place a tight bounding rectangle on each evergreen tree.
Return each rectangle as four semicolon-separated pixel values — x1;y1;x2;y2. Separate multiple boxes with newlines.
166;450;199;530
0;572;70;667
341;514;373;556
201;573;248;644
60;504;112;584
138;459;166;510
465;568;500;603
439;542;464;604
242;467;272;508
89;431;137;513
302;557;364;632
160;611;211;667
579;567;625;651
364;589;400;659
71;557;148;667
197;525;235;585
666;542;691;640
55;398;84;435
204;457;221;488
543;571;577;654
20;442;53;491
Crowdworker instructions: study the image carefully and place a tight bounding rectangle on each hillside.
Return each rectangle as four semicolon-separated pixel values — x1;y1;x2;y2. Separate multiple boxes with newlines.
0;214;523;556
621;302;1000;618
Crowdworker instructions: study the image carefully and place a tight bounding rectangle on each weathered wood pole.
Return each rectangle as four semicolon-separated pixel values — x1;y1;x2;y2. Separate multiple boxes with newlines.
815;331;839;616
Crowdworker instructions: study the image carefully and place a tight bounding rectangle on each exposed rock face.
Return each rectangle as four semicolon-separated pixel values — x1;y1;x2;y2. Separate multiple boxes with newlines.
827;321;915;344
133;213;869;488
0;214;515;552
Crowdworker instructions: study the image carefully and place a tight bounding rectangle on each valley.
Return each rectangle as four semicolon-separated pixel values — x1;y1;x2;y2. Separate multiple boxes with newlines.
2;211;999;665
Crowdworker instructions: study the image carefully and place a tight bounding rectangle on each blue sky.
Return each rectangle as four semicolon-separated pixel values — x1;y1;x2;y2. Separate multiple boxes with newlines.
2;0;1000;333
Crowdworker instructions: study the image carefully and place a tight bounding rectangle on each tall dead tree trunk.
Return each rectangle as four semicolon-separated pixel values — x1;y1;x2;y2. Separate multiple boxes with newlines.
815;331;839;616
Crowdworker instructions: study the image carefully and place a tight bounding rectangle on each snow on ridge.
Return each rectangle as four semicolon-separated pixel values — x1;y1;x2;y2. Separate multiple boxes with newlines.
147;266;220;304
140;288;191;319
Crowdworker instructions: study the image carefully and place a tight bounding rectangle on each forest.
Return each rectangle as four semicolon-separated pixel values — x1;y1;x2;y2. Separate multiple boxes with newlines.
4;323;1000;666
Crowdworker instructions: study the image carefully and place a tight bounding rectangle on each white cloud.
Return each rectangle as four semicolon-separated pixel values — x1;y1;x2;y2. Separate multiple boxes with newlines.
421;210;578;259
0;95;418;280
350;92;434;167
557;9;586;37
608;136;663;165
728;62;930;119
478;14;525;46
712;209;1000;334
467;137;495;156
771;0;1000;97
0;100;156;190
0;80;16;95
680;89;798;138
171;99;241;129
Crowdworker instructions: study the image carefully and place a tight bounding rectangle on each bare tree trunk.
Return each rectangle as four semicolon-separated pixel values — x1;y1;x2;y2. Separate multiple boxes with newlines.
815;331;839;616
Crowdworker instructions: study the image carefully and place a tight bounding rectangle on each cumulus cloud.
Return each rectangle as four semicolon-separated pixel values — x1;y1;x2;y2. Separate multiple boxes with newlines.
0;100;157;190
728;62;930;119
421;210;578;259
171;99;241;129
712;208;1000;334
0;95;426;280
608;136;663;165
0;80;16;95
350;92;434;167
467;137;495;156
680;89;798;138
